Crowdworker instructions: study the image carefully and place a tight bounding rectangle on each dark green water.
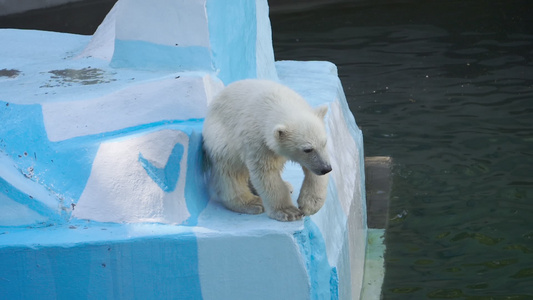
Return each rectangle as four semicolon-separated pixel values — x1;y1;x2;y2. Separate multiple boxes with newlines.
271;0;533;298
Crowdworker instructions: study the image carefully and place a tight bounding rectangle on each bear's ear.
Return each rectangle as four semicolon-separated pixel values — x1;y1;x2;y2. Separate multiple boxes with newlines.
274;124;288;140
315;105;328;120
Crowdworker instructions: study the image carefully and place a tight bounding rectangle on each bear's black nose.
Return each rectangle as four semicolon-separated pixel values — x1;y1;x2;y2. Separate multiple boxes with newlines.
321;166;332;175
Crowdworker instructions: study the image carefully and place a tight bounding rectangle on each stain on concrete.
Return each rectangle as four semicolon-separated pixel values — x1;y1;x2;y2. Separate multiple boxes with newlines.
0;69;21;78
41;67;116;87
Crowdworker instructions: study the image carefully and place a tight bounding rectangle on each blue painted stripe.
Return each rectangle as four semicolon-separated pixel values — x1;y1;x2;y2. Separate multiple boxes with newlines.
206;0;257;84
182;129;209;226
294;218;338;300
111;39;214;72
0;177;61;225
0;231;204;299
0;101;97;209
57;118;205;145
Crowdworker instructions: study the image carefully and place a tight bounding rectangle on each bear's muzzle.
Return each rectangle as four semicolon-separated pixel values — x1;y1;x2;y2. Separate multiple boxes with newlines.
319;165;332;175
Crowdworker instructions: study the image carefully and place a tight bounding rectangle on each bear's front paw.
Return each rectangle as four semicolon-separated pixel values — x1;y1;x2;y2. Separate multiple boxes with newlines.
298;194;325;216
268;206;303;222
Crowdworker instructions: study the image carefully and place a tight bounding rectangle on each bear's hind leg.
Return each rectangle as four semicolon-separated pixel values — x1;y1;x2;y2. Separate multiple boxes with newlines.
249;179;292;195
213;166;264;215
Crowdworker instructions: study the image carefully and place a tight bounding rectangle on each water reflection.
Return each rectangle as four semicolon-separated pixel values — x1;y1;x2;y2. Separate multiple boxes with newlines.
272;0;533;297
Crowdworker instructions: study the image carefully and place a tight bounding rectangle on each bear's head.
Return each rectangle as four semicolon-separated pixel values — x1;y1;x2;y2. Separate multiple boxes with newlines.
273;105;332;176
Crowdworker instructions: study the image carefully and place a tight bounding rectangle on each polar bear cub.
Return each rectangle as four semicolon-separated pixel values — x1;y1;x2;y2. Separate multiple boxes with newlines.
203;79;331;221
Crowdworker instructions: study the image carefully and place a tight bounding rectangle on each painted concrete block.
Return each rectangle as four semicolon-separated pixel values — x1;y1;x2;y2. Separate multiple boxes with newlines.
106;0;278;84
0;0;368;299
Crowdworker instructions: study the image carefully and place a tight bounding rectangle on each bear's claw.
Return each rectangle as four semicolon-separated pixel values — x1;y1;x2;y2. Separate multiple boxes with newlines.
268;206;303;222
299;204;320;216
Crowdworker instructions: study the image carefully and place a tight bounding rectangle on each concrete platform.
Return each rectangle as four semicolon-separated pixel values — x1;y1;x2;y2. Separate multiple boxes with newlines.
0;1;370;299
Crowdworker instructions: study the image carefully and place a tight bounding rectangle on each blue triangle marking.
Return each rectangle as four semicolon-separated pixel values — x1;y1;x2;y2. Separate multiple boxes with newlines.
138;142;184;193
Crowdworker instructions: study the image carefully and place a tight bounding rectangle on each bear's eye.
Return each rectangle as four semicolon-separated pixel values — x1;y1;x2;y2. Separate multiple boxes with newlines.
303;148;314;153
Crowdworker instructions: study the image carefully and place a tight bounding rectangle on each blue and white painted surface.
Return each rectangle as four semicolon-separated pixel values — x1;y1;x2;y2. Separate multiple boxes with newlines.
0;0;367;299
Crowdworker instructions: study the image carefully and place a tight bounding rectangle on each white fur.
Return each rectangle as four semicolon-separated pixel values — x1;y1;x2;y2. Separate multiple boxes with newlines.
203;79;331;221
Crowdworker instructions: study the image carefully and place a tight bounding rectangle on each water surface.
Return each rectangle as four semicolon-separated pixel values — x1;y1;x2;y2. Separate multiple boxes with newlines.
271;0;533;298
